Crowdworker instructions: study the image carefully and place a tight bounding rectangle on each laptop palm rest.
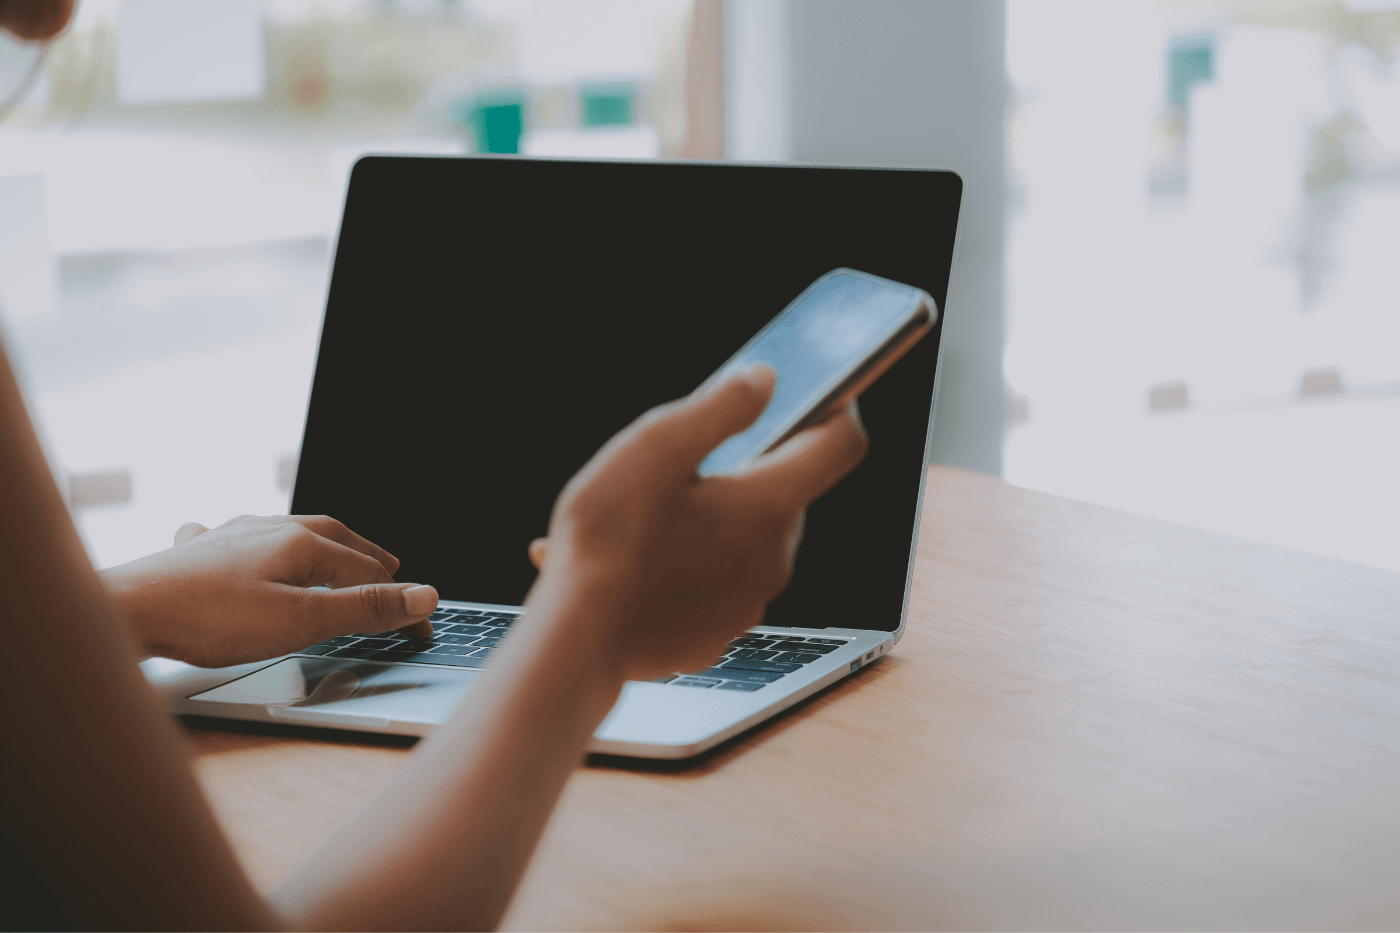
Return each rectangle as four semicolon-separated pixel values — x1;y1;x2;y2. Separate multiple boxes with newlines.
191;657;479;729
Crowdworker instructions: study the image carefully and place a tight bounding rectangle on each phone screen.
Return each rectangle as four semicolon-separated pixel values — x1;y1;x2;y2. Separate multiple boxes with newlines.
699;270;924;476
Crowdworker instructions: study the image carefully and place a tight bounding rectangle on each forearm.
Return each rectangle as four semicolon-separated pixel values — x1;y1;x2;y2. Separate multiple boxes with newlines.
0;346;278;931
274;569;630;931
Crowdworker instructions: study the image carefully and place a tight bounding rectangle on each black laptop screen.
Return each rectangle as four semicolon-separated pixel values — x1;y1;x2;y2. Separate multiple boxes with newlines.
293;157;961;633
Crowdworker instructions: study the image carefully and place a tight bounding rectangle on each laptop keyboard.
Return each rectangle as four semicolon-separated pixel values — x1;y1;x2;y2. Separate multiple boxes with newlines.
294;609;853;691
294;607;517;668
658;635;852;691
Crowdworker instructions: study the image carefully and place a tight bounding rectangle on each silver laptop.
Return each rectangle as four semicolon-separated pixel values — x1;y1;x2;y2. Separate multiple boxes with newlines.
144;156;963;759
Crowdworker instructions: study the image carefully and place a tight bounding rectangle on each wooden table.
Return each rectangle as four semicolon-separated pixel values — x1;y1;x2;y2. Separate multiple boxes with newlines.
187;466;1400;930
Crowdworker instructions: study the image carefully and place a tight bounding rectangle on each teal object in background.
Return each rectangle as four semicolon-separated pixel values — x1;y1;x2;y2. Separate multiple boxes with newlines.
1168;36;1214;112
580;82;635;127
454;88;526;154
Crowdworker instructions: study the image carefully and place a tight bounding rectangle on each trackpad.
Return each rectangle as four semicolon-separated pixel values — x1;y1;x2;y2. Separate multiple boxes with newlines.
191;657;479;726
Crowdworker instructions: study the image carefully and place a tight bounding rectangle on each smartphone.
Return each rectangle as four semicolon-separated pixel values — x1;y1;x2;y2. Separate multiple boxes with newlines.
697;267;937;477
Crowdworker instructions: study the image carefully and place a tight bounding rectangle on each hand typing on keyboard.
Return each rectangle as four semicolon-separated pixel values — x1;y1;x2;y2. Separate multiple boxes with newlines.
98;514;438;668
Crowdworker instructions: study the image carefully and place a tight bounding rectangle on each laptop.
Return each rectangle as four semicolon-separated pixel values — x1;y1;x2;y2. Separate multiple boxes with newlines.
143;156;963;759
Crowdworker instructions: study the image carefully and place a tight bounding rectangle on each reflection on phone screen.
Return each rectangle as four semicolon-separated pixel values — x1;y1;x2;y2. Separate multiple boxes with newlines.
700;272;917;476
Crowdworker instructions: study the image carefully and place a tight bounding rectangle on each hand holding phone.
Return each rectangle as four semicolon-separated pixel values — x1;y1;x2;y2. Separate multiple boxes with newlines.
697;268;937;477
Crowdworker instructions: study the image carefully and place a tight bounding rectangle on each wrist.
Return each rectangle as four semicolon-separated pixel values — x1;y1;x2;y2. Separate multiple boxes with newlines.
97;564;160;659
521;555;640;686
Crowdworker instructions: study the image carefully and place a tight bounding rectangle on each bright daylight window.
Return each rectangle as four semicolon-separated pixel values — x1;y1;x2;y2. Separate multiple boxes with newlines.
0;0;692;568
1005;0;1400;572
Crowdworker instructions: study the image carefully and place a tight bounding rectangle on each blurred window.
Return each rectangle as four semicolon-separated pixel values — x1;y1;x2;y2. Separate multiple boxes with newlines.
1005;0;1400;572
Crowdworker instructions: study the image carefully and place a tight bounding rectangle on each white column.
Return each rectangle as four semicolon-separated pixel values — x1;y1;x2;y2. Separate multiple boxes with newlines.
734;0;1007;474
724;0;790;163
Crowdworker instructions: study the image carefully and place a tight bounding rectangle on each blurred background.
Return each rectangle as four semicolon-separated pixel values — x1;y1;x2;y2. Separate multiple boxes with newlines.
0;0;1396;576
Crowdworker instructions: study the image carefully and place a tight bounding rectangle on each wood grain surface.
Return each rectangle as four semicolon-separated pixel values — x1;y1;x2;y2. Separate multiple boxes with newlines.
186;465;1400;931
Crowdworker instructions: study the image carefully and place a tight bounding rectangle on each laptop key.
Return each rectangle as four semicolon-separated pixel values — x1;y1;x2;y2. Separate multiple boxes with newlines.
728;649;777;660
716;681;765;691
298;644;340;656
320;636;360;647
698;667;782;683
805;638;849;645
650;674;679;684
773;642;837;654
432;633;477;646
355;638;402;651
721;659;801;674
673;678;719;688
474;636;502;647
730;638;775;649
773;652;822;664
430;644;475;656
446;624;492;636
